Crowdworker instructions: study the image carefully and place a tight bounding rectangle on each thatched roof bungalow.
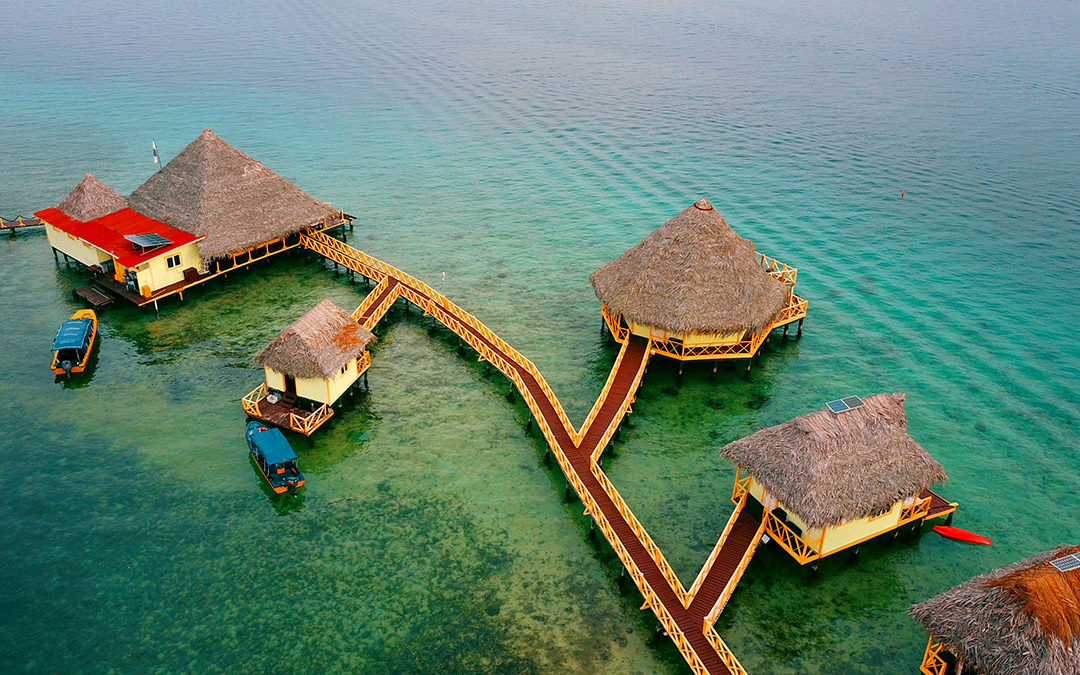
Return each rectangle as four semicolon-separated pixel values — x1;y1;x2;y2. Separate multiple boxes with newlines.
37;174;204;301
589;198;806;363
911;544;1080;674
245;299;375;436
128;129;342;261
719;393;955;565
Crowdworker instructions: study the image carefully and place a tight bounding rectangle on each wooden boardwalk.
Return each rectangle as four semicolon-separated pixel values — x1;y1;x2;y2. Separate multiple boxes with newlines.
0;215;42;231
301;229;765;674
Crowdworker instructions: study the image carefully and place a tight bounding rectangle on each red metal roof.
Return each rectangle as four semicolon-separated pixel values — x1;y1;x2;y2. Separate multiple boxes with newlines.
35;207;203;268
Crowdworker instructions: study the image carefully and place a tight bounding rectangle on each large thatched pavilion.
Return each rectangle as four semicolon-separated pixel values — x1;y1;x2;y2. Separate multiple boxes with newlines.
129;129;347;264
590;198;807;368
719;393;956;568
37;130;351;308
243;299;376;436
911;544;1080;674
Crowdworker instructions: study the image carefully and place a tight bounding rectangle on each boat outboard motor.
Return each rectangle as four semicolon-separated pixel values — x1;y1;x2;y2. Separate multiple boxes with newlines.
60;360;73;374
286;474;299;495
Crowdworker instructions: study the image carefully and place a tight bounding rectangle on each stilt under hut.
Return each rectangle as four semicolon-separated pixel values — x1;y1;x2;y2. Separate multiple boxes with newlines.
589;198;807;373
910;543;1080;674
719;393;957;569
243;299;376;436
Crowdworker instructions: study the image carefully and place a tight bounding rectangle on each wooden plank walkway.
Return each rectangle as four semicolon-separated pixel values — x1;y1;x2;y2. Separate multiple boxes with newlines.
301;229;756;674
0;216;42;231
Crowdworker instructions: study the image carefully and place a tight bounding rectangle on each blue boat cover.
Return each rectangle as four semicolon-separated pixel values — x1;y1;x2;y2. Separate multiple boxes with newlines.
53;318;93;351
250;425;297;465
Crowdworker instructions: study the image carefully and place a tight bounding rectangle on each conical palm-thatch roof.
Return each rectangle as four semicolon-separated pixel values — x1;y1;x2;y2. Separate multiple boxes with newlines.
718;393;947;528
57;173;127;221
589;199;790;335
911;544;1080;675
255;299;376;379
128;129;337;260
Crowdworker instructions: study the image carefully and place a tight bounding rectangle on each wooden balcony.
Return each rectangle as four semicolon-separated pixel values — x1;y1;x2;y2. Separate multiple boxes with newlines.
242;383;335;436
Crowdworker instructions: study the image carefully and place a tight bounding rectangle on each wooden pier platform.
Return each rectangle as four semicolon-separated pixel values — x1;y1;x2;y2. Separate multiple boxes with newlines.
301;228;758;674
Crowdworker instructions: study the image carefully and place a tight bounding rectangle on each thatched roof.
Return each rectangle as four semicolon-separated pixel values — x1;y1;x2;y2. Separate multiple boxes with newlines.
589;199;790;335
911;544;1080;674
255;299;376;379
57;173;127;221
128;129;337;260
718;393;947;528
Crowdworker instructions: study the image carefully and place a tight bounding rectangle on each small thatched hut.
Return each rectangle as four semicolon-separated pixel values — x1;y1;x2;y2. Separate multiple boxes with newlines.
57;173;127;221
254;299;376;409
128;129;342;261
589;198;806;363
911;544;1080;674
719;393;954;566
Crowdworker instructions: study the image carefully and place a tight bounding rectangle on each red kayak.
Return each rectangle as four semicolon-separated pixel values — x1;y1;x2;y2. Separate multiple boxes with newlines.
933;525;992;545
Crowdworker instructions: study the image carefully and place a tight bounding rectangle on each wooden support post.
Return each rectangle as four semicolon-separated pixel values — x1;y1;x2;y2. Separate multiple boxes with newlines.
710;360;718;382
153;299;159;314
782;324;789;340
506;388;515;402
525;418;532;433
745;359;752;377
349;220;354;232
544;447;550;464
363;371;369;391
945;512;954;526
848;546;860;565
676;362;684;387
564;485;574;503
796;318;804;339
589;519;596;540
52;247;58;263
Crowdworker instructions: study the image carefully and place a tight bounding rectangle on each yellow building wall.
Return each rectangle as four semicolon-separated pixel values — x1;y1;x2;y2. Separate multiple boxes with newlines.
629;320;742;346
43;221;111;267
132;242;202;295
747;474;906;556
265;359;361;406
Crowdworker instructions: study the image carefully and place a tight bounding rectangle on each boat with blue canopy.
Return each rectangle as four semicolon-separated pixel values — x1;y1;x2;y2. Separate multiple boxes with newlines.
51;309;97;375
245;421;305;494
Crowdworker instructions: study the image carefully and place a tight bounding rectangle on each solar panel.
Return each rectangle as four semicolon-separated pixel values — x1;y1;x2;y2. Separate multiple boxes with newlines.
826;396;865;414
124;233;172;250
1050;554;1080;573
826;399;850;413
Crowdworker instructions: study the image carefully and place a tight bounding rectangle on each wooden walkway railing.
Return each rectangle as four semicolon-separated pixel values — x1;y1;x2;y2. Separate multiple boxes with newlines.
0;215;42;231
300;228;768;674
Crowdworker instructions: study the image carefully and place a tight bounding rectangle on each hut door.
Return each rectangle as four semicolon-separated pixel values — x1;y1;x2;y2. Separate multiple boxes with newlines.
283;375;297;397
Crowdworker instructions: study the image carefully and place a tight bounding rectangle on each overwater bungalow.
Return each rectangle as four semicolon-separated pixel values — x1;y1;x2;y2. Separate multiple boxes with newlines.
243;299;376;436
36;130;351;308
719;393;957;569
911;544;1080;674
589;198;807;370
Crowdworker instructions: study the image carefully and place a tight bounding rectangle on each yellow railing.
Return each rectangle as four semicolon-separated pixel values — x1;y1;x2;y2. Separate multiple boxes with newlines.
920;636;948;675
361;282;403;330
899;496;932;525
731;470;752;505
706;518;767;625
356;350;372;375
242;383;268;417
703;620;748;675
763;510;824;565
590;463;691;608
688;492;748;603
757;251;798;285
289;404;334;436
351;276;393;321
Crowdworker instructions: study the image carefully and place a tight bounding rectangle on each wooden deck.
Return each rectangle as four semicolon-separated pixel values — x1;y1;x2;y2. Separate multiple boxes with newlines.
73;285;115;308
921;488;958;520
301;229;758;674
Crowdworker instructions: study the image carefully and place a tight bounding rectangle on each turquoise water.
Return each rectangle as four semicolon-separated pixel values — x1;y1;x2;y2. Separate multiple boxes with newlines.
2;1;1078;672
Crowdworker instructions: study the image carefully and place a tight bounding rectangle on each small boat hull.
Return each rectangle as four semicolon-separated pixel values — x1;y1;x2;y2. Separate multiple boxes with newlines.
933;525;991;545
52;309;97;375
